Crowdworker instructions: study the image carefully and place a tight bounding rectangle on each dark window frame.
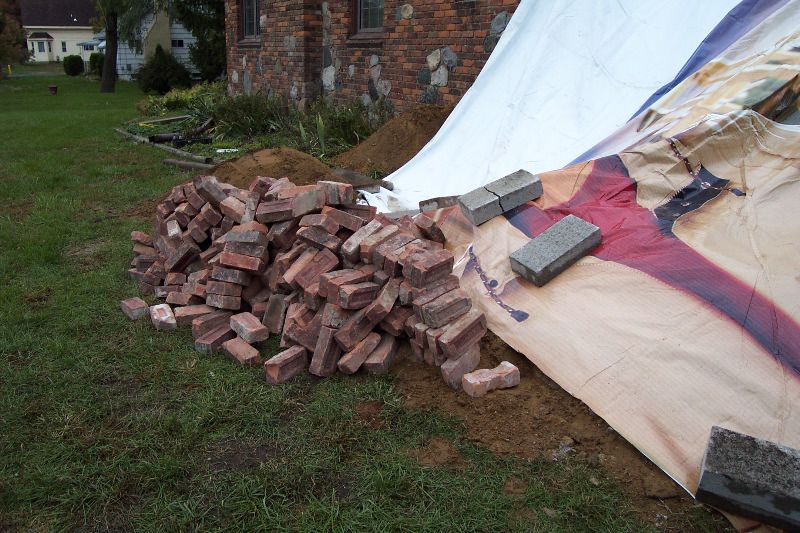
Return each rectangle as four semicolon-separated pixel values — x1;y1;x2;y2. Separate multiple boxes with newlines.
349;0;384;45
37;41;45;53
61;41;67;52
171;39;185;48
240;0;261;44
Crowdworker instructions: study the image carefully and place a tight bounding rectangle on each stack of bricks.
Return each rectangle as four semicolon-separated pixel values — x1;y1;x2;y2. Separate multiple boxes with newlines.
123;174;498;392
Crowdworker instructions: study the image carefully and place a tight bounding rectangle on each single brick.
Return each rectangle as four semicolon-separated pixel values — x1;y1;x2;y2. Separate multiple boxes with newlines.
224;241;268;259
165;272;187;286
335;282;381;310
458;186;501;226
188;268;211;284
320;303;355;329
300;214;339;235
206;293;242;311
150;303;177;331
341;219;383;263
264;346;308;385
206;280;243;297
251;301;268;320
363;334;398;375
297;226;342;254
263;292;296;334
194;324;235;354
360;225;400;263
268;219;299;249
380;305;414;336
372;269;389;287
364;278;400;322
320;269;371;299
303;282;323;310
164;241;199;273
404;249;454;288
411;275;461;313
696;426;800;531
317;181;356;205
211;266;251;285
120;297;149;320
412;212;446;243
509;214;601;287
194;175;228;206
282;247;318;289
337;332;381;375
372;233;416;269
230;312;269;343
219;251;265;273
131;230;153;246
334;308;379;352
222;337;262;366
462;361;520;398
174;304;214;326
290;188;326;217
309;326;342;377
419;288;471;328
440;343;481;390
282;307;322;351
256;199;294;223
167;291;203;307
293;248;340;290
341;203;377;221
437;308;487;359
200;202;223;225
192;310;232;338
321;206;365;232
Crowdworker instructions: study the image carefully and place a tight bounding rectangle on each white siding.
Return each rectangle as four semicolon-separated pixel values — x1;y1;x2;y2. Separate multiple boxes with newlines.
169;22;196;73
116;16;198;80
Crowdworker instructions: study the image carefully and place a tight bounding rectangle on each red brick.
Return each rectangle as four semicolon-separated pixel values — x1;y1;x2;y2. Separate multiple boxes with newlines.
263;292;297;334
249;176;274;196
211;266;251;285
268;219;299;249
120;297;148;320
206;280;243;297
293;248;339;290
192;310;233;338
299;213;339;234
363;334;398;375
320;303;354;328
131;231;153;246
296;226;342;253
419;288;471;328
167;291;203;306
380;305;414;336
317;181;355;205
437;309;487;359
165;241;200;272
194;324;235;354
319;269;371;298
133;243;157;256
341;204;376;221
359;225;400;263
165;272;187;286
282;247;318;289
206;293;242;310
334;281;380;310
441;343;481;390
230;312;269;343
186;191;206;211
462;362;520;398
150;303;177;331
251;301;268;320
309;326;342;377
174;304;214;326
234;220;270;236
409;338;425;362
282;306;322;351
413;213;446;243
337;332;381;374
226;228;269;246
411;275;461;313
364;278;400;322
372;233;416;269
219;251;264;273
194;175;228;206
334;308;379;352
222;337;262;366
265;346;308;384
321;206;365;232
290;188;326;217
256;199;294;223
404;249;454;287
340;219;383;262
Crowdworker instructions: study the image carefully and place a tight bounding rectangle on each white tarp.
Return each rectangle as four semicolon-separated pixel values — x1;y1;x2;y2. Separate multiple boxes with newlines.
365;0;742;212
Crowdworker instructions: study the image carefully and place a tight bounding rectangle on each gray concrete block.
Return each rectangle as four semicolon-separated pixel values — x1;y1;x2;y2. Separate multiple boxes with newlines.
510;215;600;286
485;170;543;212
458;187;501;226
696;426;800;531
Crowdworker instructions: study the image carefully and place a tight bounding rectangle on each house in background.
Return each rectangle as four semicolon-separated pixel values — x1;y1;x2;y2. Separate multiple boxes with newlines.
20;0;98;63
114;11;197;80
224;0;519;111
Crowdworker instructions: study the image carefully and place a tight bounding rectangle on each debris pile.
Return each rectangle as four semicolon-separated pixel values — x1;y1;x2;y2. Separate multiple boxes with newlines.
123;175;516;395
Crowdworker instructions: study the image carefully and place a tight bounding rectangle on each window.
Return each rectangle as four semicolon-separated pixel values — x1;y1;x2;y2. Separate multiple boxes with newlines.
37;41;45;53
357;0;384;32
83;44;94;51
47;41;52;52
242;0;260;38
126;64;132;71
171;39;184;48
61;41;67;53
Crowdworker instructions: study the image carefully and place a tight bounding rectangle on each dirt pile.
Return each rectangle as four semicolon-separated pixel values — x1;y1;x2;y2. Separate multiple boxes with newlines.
212;147;336;189
333;104;453;175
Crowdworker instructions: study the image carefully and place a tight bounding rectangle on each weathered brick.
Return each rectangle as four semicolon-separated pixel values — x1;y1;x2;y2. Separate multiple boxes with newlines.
372;233;416;269
167;291;203;306
206;280;243;297
412;212;446;243
150;303;177;331
251;301;268;320
219;251;265;272
206;293;242;310
299;214;339;234
320;303;354;329
321;206;365;232
334;281;381;310
372;269;390;286
192;310;233;338
194;324;235;354
437;309;487;359
267;218;299;249
334;308;379;352
211;266;251;285
440;343;481;390
309;326;342;377
265;346;308;384
364;278;400;322
230;312;269;343
337;332;381;374
225;240;268;258
165;272;187;286
296;226;342;253
165;241;200;273
186;191;207;211
303;282;323;310
249;176;274;196
404;249;454;288
120;297;149;320
340;219;383;263
131;231;153;246
317;181;356;205
462;361;520;398
380;305;414;336
262;292;296;334
319;269;371;298
282;306;322;351
293;248;339;290
340;204;376;221
282;247;319;289
174;304;214;326
409;338;425;362
410;274;460;308
256;199;294;223
363;334;398;375
359;225;400;263
222;337;262;366
291;188;326;217
419;288;471;328
200;202;222;225
226;229;269;246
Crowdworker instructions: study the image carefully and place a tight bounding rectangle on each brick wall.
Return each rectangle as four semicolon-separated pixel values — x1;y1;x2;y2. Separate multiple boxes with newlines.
225;0;519;111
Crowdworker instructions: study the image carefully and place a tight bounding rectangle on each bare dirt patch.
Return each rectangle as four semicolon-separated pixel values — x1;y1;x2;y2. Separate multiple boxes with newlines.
333;104;453;175
63;239;111;272
212;147;336;189
206;439;277;473
409;436;465;468
355;400;385;429
393;332;730;531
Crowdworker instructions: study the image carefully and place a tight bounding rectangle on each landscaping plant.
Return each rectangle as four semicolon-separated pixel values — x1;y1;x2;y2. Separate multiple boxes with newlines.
135;44;191;95
62;55;84;76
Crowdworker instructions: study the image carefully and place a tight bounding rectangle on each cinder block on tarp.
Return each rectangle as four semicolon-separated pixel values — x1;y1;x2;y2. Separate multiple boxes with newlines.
510;214;600;286
458;169;543;226
696;426;800;531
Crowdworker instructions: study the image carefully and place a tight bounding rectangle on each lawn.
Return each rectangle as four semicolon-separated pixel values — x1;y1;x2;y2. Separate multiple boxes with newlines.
0;75;719;531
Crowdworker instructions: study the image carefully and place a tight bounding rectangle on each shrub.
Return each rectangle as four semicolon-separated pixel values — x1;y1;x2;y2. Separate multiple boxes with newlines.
135;45;191;95
63;55;84;76
88;52;104;77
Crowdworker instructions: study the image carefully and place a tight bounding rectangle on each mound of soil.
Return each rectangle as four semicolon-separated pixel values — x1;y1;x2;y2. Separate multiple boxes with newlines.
212;147;336;189
394;333;731;531
333;104;453;175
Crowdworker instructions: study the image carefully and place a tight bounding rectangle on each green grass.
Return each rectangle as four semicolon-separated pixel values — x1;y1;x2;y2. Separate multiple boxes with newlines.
0;75;721;531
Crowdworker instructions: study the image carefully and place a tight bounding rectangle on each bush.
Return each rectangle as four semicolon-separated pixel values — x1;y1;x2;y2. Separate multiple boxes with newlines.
135;45;191;95
88;52;104;77
63;55;84;76
136;81;226;117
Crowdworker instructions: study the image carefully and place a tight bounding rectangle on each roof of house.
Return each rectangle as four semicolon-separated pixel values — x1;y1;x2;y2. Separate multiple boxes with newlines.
28;31;53;39
20;0;99;28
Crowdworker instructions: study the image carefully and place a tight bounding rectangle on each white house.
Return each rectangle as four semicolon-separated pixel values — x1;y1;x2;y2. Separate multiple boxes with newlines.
20;0;98;63
113;11;198;80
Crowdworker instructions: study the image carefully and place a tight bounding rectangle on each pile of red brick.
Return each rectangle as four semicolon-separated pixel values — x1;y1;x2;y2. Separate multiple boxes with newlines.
122;175;518;395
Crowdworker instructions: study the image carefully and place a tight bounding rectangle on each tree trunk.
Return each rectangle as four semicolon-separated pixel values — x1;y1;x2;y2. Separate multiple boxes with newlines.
100;11;118;93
